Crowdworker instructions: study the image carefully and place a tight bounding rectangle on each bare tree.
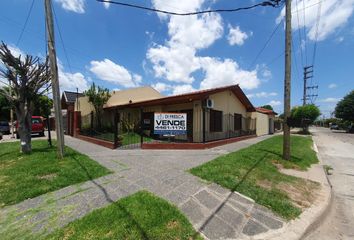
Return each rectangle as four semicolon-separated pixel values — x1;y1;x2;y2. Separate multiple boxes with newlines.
0;42;51;153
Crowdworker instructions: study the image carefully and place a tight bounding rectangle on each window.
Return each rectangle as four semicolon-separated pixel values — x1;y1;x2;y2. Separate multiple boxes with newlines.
234;114;242;131
210;110;222;132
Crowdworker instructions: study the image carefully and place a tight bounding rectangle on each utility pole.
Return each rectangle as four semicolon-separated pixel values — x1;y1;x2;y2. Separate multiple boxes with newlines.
45;0;65;158
303;66;314;105
283;0;292;160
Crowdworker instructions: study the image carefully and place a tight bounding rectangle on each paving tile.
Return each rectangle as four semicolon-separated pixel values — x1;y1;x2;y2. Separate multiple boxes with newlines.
216;203;245;230
207;183;231;197
250;207;283;229
200;215;237;240
242;219;268;236
230;192;255;205
165;190;190;206
194;190;221;210
180;199;207;226
176;181;204;196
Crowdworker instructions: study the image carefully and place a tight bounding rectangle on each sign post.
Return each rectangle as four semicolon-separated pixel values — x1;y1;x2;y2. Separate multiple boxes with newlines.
154;113;187;136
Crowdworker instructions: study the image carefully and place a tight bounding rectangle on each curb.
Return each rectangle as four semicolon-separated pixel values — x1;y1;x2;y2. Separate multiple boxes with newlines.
242;141;333;240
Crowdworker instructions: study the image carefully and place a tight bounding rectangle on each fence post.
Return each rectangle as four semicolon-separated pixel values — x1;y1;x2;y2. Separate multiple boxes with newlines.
90;111;94;132
140;107;143;146
114;109;118;148
202;107;206;143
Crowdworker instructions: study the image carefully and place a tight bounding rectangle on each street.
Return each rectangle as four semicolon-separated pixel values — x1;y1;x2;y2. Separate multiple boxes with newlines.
304;127;354;240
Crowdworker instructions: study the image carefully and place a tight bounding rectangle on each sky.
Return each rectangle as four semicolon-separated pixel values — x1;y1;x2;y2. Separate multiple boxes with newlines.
0;0;353;117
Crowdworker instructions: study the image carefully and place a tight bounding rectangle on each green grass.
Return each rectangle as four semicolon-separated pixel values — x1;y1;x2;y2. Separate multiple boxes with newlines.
190;135;319;220
0;140;111;207
46;191;202;240
120;132;153;146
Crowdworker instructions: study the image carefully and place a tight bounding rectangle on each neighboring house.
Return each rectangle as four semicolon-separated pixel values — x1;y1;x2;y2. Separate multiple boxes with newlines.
61;91;84;136
252;107;277;136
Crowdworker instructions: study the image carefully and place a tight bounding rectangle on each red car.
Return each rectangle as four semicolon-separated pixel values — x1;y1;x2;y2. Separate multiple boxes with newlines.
16;116;45;139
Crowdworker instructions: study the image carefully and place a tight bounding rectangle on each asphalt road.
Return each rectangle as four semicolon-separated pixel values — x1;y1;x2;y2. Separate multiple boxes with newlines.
304;127;354;240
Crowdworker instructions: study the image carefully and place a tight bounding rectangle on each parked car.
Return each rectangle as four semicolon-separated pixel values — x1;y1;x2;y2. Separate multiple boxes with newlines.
16;116;45;139
0;121;10;134
330;124;339;130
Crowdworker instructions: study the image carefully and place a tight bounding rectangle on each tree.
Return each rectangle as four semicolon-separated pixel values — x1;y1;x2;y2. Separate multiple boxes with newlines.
289;104;321;132
32;95;53;117
0;43;51;153
0;92;10;121
335;90;354;122
260;105;273;111
84;83;111;130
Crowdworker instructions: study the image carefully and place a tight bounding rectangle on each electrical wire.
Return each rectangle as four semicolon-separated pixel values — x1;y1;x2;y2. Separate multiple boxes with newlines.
295;0;304;68
16;0;35;47
96;0;283;16
312;0;322;67
248;19;283;70
52;2;73;75
302;0;308;66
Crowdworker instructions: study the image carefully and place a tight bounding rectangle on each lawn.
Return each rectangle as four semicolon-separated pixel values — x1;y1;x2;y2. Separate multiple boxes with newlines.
0;140;111;207
79;130;153;146
47;191;202;240
190;135;319;220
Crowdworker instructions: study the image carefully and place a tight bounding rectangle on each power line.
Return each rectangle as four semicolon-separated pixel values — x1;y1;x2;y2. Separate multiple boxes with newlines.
52;3;73;74
96;0;283;16
16;0;35;46
248;19;283;70
295;0;304;68
302;0;308;66
312;0;322;67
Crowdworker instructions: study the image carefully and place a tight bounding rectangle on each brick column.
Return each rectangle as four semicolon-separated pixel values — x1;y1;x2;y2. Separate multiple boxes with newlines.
73;111;81;137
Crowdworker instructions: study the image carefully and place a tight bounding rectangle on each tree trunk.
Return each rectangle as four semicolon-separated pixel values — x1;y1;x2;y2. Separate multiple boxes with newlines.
16;102;32;154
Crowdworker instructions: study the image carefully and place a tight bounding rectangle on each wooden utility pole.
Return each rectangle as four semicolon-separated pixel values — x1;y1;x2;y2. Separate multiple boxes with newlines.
45;0;65;158
283;0;292;160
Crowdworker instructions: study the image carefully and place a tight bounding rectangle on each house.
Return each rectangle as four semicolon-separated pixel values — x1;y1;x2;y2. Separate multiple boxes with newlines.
74;84;258;149
252;107;277;136
61;91;84;136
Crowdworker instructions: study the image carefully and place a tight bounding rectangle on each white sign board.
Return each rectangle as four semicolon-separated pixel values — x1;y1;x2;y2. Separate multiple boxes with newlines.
154;112;187;135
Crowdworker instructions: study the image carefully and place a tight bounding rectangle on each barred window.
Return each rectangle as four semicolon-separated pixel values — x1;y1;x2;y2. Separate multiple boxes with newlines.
210;110;222;132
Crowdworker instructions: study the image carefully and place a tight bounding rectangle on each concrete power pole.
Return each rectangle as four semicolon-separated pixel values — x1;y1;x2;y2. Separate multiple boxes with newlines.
45;0;65;158
283;0;292;160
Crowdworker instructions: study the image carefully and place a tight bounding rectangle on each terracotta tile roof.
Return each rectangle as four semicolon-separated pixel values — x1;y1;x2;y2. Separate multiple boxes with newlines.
256;107;277;115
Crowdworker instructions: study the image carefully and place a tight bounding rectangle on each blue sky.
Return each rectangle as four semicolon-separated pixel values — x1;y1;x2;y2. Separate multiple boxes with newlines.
0;0;353;116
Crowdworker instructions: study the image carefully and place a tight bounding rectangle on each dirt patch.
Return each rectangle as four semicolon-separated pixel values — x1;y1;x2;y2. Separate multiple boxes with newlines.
277;180;320;209
63;227;75;240
256;179;273;190
37;173;57;181
167;220;180;230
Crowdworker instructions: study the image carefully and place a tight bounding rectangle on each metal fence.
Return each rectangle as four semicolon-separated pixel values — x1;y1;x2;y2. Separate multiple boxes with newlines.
80;111;152;149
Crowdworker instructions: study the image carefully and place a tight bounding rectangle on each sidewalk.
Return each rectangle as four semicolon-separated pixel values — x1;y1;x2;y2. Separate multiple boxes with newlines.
0;134;330;239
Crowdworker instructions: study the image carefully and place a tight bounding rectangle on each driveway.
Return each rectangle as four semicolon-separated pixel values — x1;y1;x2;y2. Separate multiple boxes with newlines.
304;127;354;240
1;134;286;240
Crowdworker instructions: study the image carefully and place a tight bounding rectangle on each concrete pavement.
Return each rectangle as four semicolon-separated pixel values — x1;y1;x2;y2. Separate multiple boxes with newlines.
303;127;354;240
1;134;287;240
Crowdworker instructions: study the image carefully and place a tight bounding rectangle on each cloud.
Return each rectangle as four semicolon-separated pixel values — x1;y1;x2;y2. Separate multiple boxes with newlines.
147;0;261;91
89;59;141;88
55;0;85;13
152;82;172;93
58;62;89;92
328;83;337;89
103;0;110;9
199;57;260;90
267;100;282;107
227;24;251;46
247;92;277;98
277;0;354;41
7;45;25;58
318;97;341;103
172;84;197;95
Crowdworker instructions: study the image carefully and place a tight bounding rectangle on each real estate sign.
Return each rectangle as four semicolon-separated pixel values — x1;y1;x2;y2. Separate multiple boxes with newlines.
154;112;187;135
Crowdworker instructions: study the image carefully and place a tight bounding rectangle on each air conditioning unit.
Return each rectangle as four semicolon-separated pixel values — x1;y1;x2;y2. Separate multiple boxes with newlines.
206;99;214;109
